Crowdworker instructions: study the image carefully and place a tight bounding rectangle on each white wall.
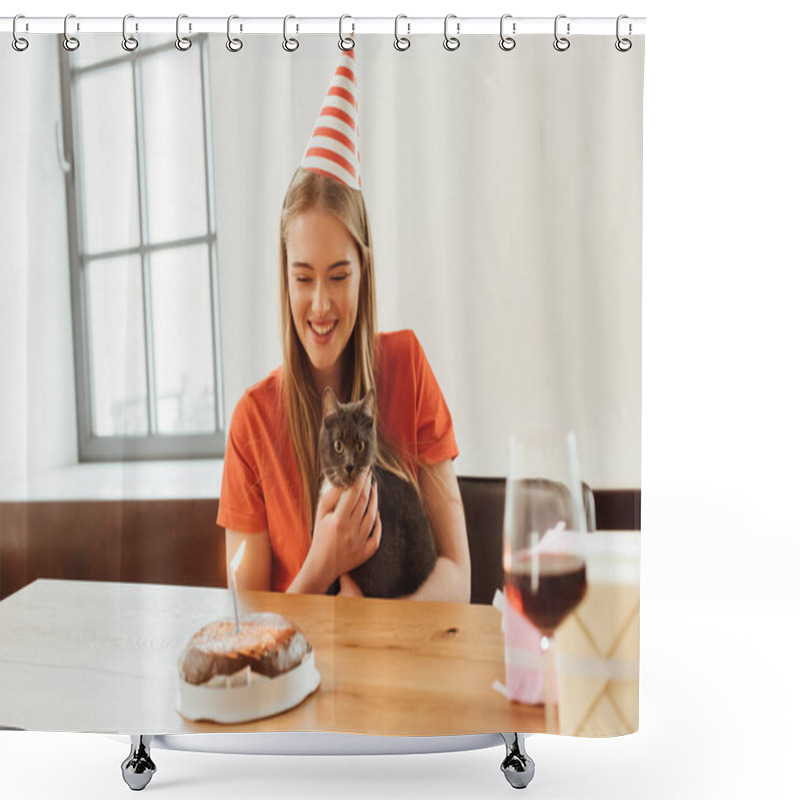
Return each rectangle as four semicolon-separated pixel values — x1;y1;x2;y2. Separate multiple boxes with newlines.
210;34;642;488
1;32;641;498
0;38;77;496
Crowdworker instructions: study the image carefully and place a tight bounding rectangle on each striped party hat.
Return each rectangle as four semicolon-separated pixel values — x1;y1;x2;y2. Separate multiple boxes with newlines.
300;47;361;191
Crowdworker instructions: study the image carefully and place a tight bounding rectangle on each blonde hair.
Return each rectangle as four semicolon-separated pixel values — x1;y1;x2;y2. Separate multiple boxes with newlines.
279;168;418;531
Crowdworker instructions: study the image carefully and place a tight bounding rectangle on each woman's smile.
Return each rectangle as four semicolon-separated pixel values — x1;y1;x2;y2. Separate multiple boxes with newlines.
309;319;338;342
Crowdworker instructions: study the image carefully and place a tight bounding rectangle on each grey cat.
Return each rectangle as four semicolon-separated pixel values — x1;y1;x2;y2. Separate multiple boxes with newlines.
318;387;437;598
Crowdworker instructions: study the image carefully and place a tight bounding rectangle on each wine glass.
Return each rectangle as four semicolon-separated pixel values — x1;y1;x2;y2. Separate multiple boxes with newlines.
502;430;589;734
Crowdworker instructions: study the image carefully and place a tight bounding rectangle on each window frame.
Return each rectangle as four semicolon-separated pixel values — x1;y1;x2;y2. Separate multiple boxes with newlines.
59;35;225;461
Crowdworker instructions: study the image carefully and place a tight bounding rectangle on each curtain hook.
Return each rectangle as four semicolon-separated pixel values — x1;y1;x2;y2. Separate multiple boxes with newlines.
12;14;29;52
122;14;139;52
283;15;299;51
394;14;410;51
339;14;355;50
553;14;570;52
443;14;460;51
175;14;192;51
226;15;243;52
63;13;80;52
500;14;516;51
615;15;632;52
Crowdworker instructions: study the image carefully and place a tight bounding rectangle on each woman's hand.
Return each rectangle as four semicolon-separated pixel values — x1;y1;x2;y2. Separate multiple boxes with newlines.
337;573;364;597
306;469;382;590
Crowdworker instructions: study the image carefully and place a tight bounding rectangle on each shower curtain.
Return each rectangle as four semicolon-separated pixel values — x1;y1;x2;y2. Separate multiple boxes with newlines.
0;25;644;740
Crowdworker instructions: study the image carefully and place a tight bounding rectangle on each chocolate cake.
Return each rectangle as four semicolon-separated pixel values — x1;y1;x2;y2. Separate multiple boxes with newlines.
176;612;321;723
179;613;311;685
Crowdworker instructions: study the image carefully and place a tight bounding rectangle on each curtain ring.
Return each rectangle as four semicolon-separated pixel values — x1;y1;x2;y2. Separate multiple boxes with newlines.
122;14;139;52
443;14;460;51
226;15;243;52
553;14;570;52
175;14;192;51
282;15;299;51
394;15;410;51
63;14;80;51
615;15;632;52
499;14;516;51
12;15;29;52
339;14;355;50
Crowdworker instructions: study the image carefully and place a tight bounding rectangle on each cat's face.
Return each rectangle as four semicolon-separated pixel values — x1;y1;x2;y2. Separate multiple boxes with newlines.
319;388;377;488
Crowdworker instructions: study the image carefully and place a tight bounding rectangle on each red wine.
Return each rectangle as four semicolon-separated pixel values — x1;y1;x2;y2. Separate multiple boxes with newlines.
505;554;588;635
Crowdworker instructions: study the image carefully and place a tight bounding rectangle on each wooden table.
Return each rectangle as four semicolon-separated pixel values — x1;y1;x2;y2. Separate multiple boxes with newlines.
0;579;545;735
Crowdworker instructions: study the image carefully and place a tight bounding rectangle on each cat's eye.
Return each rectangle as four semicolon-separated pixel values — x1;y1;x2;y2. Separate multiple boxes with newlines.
334;440;344;454
355;441;365;454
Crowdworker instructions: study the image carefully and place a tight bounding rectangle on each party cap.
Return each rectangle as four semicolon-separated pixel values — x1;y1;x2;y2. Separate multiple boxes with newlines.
300;47;361;190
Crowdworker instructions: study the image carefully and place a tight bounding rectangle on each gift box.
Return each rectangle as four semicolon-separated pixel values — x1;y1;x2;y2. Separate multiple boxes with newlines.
555;531;640;736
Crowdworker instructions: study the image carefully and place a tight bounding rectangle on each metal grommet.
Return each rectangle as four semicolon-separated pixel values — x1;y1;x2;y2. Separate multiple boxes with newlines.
499;14;516;51
12;15;29;52
339;14;355;51
175;14;192;51
553;14;570;52
226;15;243;52
282;15;299;52
122;14;139;52
394;14;410;51
443;14;460;51
615;15;632;52
63;13;80;51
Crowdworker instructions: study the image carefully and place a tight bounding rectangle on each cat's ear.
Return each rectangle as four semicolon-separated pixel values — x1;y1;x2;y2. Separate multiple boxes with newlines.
322;386;339;420
361;388;376;419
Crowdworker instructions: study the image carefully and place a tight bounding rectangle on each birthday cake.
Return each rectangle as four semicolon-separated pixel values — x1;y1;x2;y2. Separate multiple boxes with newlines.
176;612;321;723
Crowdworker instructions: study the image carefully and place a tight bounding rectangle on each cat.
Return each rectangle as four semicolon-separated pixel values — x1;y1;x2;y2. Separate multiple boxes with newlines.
318;386;438;599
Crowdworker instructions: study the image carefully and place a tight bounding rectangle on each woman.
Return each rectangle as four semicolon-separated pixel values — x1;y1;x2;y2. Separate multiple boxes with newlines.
217;49;469;602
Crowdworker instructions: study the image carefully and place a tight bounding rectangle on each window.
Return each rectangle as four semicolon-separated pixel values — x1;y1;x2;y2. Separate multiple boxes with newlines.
60;35;224;460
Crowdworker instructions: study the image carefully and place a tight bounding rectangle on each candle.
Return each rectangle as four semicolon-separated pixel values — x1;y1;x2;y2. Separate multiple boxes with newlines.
229;540;246;634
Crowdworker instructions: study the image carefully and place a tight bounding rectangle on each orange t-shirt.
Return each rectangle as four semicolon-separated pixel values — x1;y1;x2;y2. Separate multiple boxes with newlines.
216;329;459;591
